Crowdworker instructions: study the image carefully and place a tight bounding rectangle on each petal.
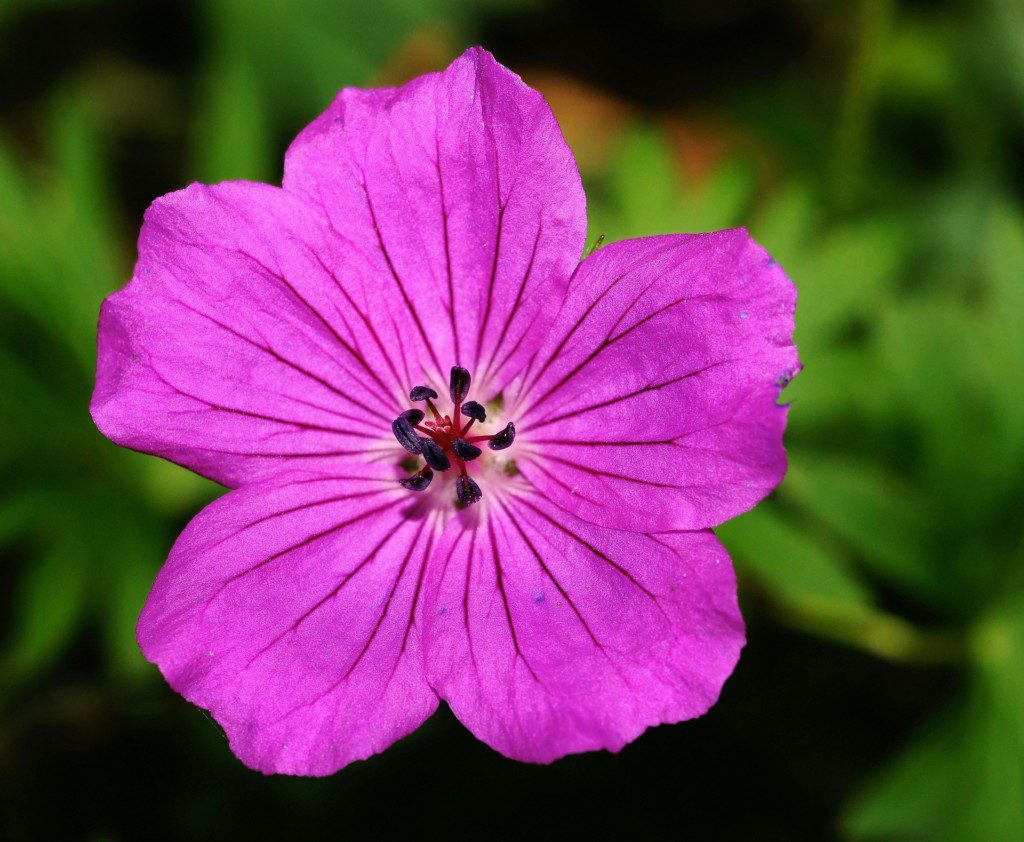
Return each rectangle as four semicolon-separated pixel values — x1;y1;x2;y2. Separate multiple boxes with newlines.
92;181;411;487
283;46;587;394
422;493;743;763
137;469;439;775
509;230;799;531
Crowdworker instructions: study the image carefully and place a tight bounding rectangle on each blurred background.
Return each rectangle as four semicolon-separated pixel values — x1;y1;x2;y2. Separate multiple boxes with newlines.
1;0;1022;838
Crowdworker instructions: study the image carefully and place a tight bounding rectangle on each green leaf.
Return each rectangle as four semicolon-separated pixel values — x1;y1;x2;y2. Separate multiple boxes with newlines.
718;505;872;618
787;216;909;341
781;343;891;430
1;531;89;685
0;89;121;370
98;524;163;678
844;704;965;840
195;49;274;184
781;451;938;602
749;181;817;263
596;124;755;241
847;584;1024;841
877;297;1020;529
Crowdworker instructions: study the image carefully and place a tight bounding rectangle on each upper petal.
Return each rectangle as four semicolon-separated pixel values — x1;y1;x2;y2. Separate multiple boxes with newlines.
422;492;744;763
509;230;799;532
91;181;410;487
137;468;439;776
283;46;587;395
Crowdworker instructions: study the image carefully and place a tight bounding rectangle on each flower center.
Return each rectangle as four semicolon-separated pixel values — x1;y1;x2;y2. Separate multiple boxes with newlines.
392;365;516;506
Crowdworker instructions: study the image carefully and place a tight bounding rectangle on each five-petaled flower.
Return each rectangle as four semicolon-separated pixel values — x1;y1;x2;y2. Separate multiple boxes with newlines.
91;48;798;775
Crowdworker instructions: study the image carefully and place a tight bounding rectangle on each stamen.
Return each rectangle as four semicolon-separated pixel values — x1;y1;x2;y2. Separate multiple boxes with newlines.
452;438;482;461
449;365;471;405
461;401;486;422
409;386;438;402
392;414;422;454
397;366;515;502
419;437;451;472
402;408;425;425
399;466;433;491
488;422;516;451
455;474;483;506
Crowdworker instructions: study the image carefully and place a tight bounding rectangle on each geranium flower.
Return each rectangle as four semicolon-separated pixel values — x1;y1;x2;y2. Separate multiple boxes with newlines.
91;47;798;775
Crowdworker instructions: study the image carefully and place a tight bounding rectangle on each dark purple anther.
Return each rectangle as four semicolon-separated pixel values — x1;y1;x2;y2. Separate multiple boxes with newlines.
452;438;482;461
399;467;434;491
392;414;422;453
409;385;438;402
419;437;451;472
455;475;482;506
488;422;516;451
401;408;425;425
449;366;471;404
461;401;486;422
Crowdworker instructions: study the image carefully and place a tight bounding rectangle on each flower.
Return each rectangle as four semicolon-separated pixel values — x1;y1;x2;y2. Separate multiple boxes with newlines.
91;47;798;775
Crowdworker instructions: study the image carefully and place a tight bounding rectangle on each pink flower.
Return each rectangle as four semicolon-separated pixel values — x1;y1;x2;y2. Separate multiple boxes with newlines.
91;47;798;775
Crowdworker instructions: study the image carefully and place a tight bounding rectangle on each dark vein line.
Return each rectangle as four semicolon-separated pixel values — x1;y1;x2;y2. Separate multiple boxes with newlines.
526;360;731;431
172;297;391;425
481;218;542;385
342;517;428;680
540;451;680;489
522;290;723;418
488;517;541;684
434;138;460;363
474;201;508;368
230;246;398;408
305;235;409;405
515;494;663;609
358;172;443;377
497;500;602;648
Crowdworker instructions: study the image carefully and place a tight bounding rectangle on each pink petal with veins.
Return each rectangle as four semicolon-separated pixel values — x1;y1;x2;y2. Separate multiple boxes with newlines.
283;46;587;395
512;230;799;532
423;492;744;762
137;471;439;776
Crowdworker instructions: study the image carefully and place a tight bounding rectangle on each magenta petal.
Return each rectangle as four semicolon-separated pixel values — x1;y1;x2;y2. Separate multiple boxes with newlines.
283;47;587;393
511;230;799;532
137;471;439;775
422;493;743;762
91;181;412;487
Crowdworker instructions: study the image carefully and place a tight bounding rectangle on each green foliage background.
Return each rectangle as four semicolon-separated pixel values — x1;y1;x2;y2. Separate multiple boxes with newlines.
1;1;1022;838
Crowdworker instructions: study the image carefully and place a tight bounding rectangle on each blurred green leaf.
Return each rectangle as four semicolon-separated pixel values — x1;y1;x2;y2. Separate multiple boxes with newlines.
789;216;909;339
719;505;872;617
782;452;939;602
749;181;818;263
96;518;163;677
847;581;1024;840
195;49;274;183
591;124;755;240
202;0;518;118
1;529;89;685
0;88;120;370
